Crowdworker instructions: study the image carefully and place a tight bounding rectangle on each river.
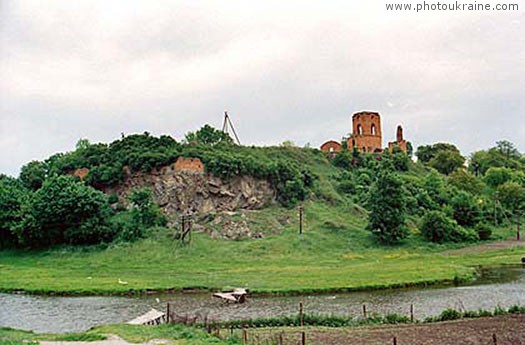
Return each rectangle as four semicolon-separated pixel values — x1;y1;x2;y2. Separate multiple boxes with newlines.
1;265;524;333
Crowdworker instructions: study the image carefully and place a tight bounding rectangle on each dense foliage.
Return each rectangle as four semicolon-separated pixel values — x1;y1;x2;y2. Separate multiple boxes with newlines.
1;122;524;249
16;176;115;248
367;170;408;244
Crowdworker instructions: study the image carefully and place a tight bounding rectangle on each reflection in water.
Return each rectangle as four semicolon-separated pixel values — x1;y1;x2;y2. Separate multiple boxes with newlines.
1;265;524;333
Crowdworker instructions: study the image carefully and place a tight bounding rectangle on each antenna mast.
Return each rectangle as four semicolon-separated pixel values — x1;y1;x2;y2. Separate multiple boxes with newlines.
222;111;241;145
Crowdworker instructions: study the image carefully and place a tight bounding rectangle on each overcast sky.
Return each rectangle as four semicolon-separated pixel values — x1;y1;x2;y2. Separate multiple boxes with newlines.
1;0;524;176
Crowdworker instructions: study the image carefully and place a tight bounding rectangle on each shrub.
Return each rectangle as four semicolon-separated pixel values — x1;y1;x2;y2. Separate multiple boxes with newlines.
475;223;493;240
451;191;480;227
421;210;476;243
17;176;115;247
435;308;462;321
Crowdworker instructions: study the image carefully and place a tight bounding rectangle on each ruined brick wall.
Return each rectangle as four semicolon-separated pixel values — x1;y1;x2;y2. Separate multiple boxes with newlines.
72;167;90;180
173;157;204;172
388;125;407;153
348;111;382;153
320;140;342;153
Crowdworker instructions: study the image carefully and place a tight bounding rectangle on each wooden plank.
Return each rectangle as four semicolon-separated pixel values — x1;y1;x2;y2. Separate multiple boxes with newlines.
128;308;165;325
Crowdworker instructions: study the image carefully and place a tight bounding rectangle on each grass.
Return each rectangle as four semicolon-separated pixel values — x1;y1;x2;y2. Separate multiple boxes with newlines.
0;200;521;295
0;324;242;344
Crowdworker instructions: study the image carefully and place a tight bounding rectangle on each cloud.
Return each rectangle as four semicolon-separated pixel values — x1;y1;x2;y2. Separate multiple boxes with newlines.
1;0;524;176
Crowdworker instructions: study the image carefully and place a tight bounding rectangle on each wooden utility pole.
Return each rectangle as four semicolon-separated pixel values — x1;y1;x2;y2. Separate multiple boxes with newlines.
517;210;521;241
222;111;241;145
299;206;304;235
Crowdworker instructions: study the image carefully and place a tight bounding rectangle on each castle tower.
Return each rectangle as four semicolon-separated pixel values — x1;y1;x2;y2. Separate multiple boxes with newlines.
348;111;382;153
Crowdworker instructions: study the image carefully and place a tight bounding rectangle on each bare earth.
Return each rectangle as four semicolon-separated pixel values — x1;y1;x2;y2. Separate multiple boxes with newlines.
267;315;525;345
443;239;525;255
40;335;173;345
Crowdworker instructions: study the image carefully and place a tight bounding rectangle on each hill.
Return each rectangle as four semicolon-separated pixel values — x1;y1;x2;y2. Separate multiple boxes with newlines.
0;126;524;294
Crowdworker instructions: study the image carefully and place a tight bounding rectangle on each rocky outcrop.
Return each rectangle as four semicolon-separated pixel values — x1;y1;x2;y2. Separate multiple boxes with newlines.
106;169;276;218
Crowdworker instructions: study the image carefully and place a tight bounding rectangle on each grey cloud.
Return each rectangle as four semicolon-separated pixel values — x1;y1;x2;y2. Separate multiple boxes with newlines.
1;0;524;176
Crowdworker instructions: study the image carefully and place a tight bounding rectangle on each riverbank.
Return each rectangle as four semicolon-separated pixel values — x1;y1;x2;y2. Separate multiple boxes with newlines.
3;311;525;345
0;202;522;296
0;205;524;295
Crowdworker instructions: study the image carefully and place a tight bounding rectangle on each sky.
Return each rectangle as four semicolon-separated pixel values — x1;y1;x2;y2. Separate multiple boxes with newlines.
1;0;524;176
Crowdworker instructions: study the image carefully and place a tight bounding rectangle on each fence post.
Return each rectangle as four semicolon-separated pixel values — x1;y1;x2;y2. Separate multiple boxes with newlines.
166;303;170;324
362;304;367;319
393;336;397;345
410;303;414;322
242;326;247;345
279;332;284;345
300;302;304;326
493;333;498;345
301;331;306;345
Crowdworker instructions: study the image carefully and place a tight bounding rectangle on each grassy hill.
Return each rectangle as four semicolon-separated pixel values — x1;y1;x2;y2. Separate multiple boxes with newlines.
0;129;523;295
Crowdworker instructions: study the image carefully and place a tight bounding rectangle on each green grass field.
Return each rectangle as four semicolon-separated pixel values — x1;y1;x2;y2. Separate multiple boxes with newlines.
0;200;521;295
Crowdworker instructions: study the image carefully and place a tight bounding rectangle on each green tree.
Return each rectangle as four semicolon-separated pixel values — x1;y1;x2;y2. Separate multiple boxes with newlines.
416;143;460;163
484;167;514;188
19;161;47;190
184;124;233;146
428;149;465;175
448;169;485;195
367;171;408;244
18;176;114;247
0;176;28;248
496;181;525;239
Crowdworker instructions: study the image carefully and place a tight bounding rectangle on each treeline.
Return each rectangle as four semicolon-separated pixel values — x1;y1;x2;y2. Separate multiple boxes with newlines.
332;140;525;244
0;125;317;249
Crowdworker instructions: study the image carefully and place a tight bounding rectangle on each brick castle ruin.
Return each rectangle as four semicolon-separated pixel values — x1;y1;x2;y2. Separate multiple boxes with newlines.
320;111;407;154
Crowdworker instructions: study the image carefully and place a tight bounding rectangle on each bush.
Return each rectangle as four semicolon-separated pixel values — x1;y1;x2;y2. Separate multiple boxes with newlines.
451;191;480;227
17;176;115;247
475;223;493;240
116;188;167;242
421;210;477;243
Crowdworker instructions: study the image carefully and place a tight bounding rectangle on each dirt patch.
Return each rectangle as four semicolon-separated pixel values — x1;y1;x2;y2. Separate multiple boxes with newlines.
256;314;525;345
442;239;525;255
40;335;172;345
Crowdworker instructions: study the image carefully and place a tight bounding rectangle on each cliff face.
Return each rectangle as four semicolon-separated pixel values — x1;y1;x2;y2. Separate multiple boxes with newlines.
106;169;276;217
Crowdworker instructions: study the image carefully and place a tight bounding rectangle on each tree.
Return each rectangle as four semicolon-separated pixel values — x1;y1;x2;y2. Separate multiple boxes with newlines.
367;171;408;244
416;143;461;163
0;176;28;248
184;124;233;146
497;181;525;240
428;150;465;175
448;169;485;195
18;176;114;247
484;167;513;188
496;140;521;163
19;160;47;190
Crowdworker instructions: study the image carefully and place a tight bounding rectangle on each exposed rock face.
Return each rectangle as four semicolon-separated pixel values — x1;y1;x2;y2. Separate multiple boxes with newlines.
107;169;276;218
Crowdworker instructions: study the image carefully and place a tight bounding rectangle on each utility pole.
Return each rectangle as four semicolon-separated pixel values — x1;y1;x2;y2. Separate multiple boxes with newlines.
299;205;304;235
222;111;241;145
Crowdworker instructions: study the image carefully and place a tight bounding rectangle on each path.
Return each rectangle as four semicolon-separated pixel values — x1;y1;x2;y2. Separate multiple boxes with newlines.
40;335;172;345
443;239;525;255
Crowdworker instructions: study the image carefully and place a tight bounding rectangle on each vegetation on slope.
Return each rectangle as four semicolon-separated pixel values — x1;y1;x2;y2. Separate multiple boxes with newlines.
0;125;524;294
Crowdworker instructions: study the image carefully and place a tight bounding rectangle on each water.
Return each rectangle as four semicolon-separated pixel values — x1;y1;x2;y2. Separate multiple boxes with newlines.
1;265;524;333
